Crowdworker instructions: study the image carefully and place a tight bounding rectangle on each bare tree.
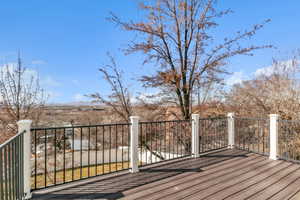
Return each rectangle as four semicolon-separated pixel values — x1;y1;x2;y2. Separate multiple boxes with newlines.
0;53;47;138
110;0;272;119
89;54;169;160
88;54;133;122
226;57;300;119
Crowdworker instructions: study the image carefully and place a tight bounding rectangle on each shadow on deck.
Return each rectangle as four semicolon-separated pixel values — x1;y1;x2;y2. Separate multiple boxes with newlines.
32;149;300;200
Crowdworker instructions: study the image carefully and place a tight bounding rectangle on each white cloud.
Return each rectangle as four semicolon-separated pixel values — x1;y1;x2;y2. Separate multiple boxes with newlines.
226;71;246;86
31;60;46;65
255;59;299;77
0;63;38;83
73;93;87;102
0;63;60;88
1;64;60;89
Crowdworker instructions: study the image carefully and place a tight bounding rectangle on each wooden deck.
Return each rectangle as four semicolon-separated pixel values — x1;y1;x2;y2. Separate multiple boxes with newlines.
32;149;300;200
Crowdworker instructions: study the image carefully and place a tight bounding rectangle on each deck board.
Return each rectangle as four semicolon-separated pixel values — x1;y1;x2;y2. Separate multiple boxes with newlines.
32;149;300;200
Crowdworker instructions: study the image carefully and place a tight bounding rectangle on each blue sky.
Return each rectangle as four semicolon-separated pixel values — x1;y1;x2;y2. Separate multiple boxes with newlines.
0;0;299;103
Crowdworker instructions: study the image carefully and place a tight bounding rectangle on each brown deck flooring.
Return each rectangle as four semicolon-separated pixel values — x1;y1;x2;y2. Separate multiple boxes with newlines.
32;149;300;200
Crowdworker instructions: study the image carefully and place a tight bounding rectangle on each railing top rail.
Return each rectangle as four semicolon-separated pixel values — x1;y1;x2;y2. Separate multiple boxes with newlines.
234;117;269;120
278;119;300;123
199;117;227;120
0;130;25;149
31;122;132;131
139;119;191;124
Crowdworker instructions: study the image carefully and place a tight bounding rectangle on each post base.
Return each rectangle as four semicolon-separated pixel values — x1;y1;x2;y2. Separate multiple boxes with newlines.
269;156;277;160
25;192;32;199
192;154;200;158
130;168;139;173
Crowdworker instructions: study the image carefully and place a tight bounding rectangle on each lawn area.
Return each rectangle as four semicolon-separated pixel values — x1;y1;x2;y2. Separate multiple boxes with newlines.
32;162;130;189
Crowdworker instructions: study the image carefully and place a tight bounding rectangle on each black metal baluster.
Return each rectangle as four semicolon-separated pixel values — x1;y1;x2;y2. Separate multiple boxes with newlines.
115;125;118;171
54;129;57;185
179;123;182;156
209;120;211;150
262;120;265;154
122;125;124;169
128;124;130;168
207;120;210;151
34;130;37;189
203;120;206;152
15;137;19;199
20;134;24;196
95;126;98;175
212;120;214;150
109;125;111;173
63;128;66;183
72;127;75;181
293;123;295;160
8;144;12;200
88;127;90;177
155;122;158;162
219;119;221;148
257;120;260;153
216;120;218;149
80;128;83;179
236;120;242;149
44;129;47;187
176;122;179;157
202;120;205;152
164;122;167;158
168;122;171;160
4;146;8;200
223;119;226;147
218;120;221;149
150;123;152;164
145;124;148;164
102;126;105;174
159;122;162;160
204;120;207;152
0;149;3;200
214;119;219;149
139;124;142;167
12;141;16;199
212;120;215;150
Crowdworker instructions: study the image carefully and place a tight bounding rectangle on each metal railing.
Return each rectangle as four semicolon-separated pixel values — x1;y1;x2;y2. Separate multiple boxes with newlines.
31;123;131;190
0;131;25;200
199;117;228;153
234;117;269;155
278;120;300;162
28;115;280;191
3;114;297;198
138;120;192;166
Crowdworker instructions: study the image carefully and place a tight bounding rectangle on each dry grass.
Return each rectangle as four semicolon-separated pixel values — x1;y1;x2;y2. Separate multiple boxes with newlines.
32;162;130;189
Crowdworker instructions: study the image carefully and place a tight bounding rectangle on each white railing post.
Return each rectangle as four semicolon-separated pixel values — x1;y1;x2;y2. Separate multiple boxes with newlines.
17;120;32;199
192;114;200;158
269;114;279;160
130;116;139;173
227;113;235;149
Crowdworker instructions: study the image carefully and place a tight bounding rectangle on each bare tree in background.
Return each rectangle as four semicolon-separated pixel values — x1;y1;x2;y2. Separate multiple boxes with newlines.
88;54;133;122
226;57;300;119
194;77;224;106
110;0;272;119
0;53;47;140
89;54;168;159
